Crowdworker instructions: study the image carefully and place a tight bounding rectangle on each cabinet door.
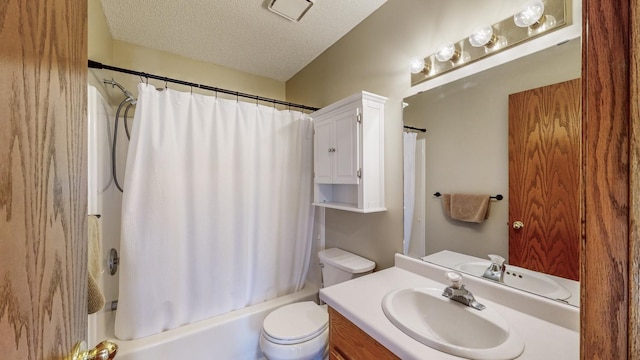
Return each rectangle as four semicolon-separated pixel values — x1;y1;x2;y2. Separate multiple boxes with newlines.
332;108;359;184
329;307;399;360
314;118;334;183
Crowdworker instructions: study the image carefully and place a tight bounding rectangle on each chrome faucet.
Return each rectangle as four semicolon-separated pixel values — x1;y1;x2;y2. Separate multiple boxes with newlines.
483;254;506;283
442;272;485;310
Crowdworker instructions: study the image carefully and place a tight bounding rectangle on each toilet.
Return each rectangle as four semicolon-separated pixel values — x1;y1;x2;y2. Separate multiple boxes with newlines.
259;248;375;360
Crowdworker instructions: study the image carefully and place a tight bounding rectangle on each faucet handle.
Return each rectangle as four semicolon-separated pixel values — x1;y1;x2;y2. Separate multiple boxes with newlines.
488;254;506;266
446;271;463;289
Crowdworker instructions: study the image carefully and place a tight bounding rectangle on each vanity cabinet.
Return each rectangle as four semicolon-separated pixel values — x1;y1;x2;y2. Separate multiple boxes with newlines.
328;307;399;360
312;91;386;212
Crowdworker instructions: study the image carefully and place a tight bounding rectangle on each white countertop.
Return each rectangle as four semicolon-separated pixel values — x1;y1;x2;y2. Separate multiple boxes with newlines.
320;254;579;360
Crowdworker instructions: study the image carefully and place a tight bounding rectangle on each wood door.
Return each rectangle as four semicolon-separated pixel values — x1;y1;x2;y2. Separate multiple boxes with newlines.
0;1;87;359
508;79;581;281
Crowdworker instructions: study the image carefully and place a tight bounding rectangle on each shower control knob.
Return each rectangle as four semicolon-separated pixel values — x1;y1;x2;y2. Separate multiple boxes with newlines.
512;221;524;230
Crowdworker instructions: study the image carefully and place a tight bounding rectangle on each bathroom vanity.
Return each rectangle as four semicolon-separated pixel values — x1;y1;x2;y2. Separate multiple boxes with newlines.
320;254;579;359
328;307;398;360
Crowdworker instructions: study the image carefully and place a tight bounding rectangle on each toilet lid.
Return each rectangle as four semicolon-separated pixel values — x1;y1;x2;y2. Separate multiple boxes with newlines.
262;301;328;345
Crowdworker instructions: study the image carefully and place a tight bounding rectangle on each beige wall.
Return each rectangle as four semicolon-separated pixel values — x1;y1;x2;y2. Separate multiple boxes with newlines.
88;0;114;96
287;0;581;270
110;40;285;102
87;0;285;105
88;0;112;64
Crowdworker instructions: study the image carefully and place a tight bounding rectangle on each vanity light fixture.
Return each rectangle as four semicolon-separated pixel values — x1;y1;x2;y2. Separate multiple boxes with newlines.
514;0;557;35
468;27;497;48
410;0;567;87
513;0;545;27
469;26;508;53
410;57;428;74
435;42;462;63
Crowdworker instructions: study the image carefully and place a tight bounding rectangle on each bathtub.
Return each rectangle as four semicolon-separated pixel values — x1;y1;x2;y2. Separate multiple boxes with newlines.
87;84;324;359
97;285;318;360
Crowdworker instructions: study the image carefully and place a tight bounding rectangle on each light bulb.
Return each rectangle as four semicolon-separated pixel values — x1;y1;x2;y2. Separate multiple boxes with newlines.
468;27;495;47
410;57;426;74
514;0;545;28
435;42;458;62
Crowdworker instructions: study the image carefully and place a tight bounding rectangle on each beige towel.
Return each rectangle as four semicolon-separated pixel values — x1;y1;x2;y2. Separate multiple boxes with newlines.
441;193;491;223
88;215;105;314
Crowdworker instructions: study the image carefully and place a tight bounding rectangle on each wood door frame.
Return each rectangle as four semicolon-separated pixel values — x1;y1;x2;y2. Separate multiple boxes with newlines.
582;0;639;358
0;0;87;358
630;0;640;356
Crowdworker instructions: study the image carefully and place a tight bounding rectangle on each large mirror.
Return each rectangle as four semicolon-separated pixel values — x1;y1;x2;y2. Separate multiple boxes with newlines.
403;37;581;306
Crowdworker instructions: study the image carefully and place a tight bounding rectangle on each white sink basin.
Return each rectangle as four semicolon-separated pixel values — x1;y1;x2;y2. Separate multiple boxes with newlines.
382;287;524;360
454;261;571;300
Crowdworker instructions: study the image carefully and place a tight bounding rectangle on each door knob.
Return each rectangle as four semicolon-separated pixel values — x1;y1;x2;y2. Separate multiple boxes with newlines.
512;221;524;230
70;340;118;360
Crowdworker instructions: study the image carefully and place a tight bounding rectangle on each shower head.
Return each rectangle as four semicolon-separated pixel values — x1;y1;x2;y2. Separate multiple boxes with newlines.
104;79;137;105
124;90;137;105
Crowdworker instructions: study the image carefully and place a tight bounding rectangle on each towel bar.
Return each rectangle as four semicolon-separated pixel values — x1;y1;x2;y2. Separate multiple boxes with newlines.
433;192;503;201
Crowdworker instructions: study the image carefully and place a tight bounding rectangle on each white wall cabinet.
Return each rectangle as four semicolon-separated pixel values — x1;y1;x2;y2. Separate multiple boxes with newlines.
314;105;359;184
312;91;387;213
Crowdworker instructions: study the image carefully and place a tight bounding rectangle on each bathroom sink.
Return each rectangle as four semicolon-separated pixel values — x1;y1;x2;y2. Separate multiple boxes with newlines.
381;287;524;360
454;261;571;300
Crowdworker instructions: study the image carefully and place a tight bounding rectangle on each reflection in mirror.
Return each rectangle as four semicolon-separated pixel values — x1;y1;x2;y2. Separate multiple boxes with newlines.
402;37;581;306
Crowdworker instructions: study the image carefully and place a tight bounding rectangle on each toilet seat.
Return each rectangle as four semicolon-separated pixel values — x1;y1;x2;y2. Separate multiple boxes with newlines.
262;301;328;345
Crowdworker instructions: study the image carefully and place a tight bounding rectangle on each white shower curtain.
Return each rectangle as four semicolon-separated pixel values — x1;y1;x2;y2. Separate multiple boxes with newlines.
403;132;417;255
115;84;315;340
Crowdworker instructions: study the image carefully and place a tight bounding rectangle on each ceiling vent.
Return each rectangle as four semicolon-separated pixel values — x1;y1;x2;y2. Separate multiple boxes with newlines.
267;0;315;22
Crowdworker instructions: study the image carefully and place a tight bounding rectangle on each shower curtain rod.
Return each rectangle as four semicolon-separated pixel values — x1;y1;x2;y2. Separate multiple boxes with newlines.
88;60;320;112
404;125;426;132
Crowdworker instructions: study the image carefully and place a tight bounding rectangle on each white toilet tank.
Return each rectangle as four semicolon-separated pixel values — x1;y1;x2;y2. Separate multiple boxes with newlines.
318;248;375;287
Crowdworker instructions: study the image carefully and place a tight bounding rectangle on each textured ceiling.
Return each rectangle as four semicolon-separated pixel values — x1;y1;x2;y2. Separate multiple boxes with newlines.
99;0;387;82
